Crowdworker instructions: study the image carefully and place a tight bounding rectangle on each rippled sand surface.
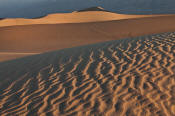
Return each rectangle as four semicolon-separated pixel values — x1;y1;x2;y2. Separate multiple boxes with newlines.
0;32;175;116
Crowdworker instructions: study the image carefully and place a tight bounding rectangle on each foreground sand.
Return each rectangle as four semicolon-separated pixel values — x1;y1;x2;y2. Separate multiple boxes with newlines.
0;32;175;116
2;14;175;62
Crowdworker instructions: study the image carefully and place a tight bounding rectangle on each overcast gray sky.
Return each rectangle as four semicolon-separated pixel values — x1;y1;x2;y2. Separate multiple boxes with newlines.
0;0;175;18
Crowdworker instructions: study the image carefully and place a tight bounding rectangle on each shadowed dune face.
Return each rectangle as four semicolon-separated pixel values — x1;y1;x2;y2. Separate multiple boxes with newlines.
0;53;38;62
77;7;108;12
0;32;175;116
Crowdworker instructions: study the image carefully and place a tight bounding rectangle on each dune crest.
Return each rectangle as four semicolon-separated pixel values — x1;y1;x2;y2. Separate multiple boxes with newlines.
1;15;175;53
2;14;175;62
0;32;175;115
0;11;168;27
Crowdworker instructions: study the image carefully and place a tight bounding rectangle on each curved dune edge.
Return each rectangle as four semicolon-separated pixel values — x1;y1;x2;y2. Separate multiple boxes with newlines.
0;52;38;62
1;14;175;61
0;11;169;27
0;32;175;115
1;14;175;50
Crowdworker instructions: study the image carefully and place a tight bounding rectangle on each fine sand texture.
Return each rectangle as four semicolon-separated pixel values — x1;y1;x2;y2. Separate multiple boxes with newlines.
0;32;175;116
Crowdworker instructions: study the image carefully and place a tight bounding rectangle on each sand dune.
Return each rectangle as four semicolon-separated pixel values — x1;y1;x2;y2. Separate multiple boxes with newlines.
0;11;167;27
0;32;174;116
1;11;175;62
0;52;38;62
75;6;109;12
1;15;175;54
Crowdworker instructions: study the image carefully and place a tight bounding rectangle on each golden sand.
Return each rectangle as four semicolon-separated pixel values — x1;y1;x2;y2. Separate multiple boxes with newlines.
1;13;175;61
0;32;174;115
0;11;167;27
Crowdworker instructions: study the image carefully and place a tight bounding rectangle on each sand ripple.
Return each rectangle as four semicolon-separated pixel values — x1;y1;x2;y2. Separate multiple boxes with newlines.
0;32;175;116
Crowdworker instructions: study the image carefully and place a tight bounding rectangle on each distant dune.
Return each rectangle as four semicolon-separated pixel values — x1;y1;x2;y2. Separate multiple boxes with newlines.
0;10;167;27
0;32;174;115
1;13;175;62
77;6;108;12
0;16;175;53
1;9;175;62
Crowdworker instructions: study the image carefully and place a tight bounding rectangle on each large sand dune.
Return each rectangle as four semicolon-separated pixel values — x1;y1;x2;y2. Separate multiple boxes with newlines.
1;13;175;62
0;11;166;27
0;32;175;116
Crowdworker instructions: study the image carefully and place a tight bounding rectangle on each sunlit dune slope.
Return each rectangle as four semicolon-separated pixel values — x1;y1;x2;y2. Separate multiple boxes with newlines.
1;15;175;54
0;32;175;116
0;11;167;27
1;10;175;62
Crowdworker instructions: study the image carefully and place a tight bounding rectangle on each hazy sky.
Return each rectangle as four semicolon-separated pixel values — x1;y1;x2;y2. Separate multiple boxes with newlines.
0;0;175;18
